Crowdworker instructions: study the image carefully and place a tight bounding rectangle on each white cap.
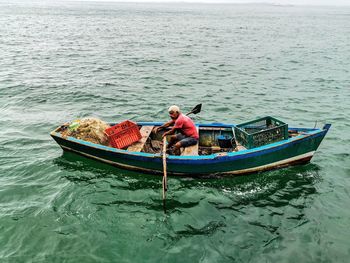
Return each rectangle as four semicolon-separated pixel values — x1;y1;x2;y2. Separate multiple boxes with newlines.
168;105;180;113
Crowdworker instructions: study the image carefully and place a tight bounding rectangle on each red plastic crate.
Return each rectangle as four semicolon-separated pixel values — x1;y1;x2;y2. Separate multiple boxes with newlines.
105;120;142;149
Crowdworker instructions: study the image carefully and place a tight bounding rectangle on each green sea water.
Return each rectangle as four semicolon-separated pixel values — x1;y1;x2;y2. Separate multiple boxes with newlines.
1;1;350;262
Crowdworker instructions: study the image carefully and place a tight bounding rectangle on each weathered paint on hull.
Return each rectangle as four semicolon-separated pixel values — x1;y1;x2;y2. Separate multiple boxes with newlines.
51;124;329;177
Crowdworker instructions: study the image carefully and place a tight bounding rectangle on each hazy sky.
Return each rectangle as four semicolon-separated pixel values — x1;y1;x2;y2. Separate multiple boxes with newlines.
71;0;350;6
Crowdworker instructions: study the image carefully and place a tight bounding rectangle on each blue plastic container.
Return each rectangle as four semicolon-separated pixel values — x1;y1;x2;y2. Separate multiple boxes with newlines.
217;135;234;148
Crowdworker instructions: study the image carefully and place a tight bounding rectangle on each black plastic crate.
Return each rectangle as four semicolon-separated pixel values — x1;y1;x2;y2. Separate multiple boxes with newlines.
234;116;288;149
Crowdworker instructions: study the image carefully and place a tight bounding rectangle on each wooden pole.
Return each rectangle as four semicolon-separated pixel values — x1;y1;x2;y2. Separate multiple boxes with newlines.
162;136;167;202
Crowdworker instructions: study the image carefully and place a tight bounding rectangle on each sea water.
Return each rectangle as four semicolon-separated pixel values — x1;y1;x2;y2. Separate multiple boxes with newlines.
0;1;349;262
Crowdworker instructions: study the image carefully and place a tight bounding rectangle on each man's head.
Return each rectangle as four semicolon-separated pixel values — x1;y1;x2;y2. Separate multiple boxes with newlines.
168;105;180;120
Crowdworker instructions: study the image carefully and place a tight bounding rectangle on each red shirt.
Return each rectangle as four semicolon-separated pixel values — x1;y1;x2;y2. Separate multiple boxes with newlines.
174;113;199;139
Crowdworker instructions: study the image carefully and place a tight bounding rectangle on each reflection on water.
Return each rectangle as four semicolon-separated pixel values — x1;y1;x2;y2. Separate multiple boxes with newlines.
55;151;320;195
53;150;321;222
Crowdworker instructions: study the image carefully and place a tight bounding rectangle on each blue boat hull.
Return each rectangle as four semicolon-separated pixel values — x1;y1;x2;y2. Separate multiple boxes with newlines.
50;122;331;176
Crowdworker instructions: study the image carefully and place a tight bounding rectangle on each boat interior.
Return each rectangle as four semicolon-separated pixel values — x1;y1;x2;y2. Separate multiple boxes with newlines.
53;123;308;156
127;125;304;156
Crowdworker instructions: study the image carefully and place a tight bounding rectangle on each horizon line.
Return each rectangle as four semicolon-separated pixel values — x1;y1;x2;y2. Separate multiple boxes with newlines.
65;0;350;7
3;0;350;7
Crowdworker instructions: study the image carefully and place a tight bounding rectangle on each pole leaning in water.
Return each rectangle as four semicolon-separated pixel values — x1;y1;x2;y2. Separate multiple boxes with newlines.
162;136;167;204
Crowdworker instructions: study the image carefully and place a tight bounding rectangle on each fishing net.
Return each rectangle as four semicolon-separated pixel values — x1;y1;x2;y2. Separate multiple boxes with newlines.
61;117;111;146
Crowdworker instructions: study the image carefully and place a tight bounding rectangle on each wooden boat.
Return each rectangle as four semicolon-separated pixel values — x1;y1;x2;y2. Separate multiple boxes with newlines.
50;120;331;177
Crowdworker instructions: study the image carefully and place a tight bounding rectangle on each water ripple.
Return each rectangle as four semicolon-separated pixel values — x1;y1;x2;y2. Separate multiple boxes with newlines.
1;2;349;263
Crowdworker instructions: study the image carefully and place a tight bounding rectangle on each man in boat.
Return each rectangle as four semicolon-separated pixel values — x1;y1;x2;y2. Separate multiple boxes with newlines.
155;105;199;155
